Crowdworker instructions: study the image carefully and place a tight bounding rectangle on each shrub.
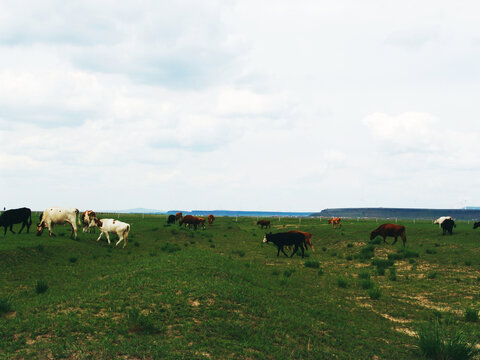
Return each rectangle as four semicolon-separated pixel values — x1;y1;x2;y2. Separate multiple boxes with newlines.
36;280;49;294
377;267;386;276
359;245;375;260
160;243;181;253
388;267;397;281
360;279;374;290
464;307;479;323
337;276;349;288
372;258;394;274
127;308;160;334
358;270;370;279
0;298;13;315
304;261;320;269
417;321;479;360
427;271;438;279
368;287;381;300
369;237;382;245
465;260;472;266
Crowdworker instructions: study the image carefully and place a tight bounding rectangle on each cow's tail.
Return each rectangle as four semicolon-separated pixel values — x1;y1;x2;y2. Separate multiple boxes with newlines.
123;225;130;247
76;209;81;226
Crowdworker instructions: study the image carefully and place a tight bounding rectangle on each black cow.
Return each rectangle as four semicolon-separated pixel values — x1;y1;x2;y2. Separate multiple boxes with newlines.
167;215;176;224
0;207;32;235
441;218;456;235
473;222;480;229
262;232;305;258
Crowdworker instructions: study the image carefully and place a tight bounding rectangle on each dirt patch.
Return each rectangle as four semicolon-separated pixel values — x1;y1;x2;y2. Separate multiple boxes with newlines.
188;299;200;307
395;327;417;337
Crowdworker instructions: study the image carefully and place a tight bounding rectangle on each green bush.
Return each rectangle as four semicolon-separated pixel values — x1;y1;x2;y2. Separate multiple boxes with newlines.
337;276;349;288
283;269;296;278
0;298;13;315
427;271;438;279
358;270;370;279
360;279;374;290
417;321;479;360
304;261;320;269
369;237;382;245
464;307;479;323
36;280;49;294
160;243;181;253
368;287;381;300
317;268;324;276
388;267;397;281
359;245;375;260
127;308;161;334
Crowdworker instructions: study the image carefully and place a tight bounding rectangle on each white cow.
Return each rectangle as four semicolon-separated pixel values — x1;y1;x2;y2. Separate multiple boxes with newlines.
434;216;452;228
36;207;79;239
94;218;130;248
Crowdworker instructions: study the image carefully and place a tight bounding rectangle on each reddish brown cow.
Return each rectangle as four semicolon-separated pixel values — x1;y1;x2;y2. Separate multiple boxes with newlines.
257;220;271;229
328;217;342;228
370;223;407;247
179;215;205;230
288;230;315;253
208;214;215;225
175;212;183;221
81;210;96;233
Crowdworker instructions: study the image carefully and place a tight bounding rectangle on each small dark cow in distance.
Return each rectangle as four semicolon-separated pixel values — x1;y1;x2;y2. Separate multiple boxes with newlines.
257;220;271;229
441;218;456;235
288;230;315;252
167;215;176;224
0;207;32;235
370;223;407;247
179;215;205;230
263;232;306;258
208;214;215;225
473;222;480;230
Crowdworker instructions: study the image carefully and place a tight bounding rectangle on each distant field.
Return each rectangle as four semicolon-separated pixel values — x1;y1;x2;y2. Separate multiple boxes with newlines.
1;215;480;359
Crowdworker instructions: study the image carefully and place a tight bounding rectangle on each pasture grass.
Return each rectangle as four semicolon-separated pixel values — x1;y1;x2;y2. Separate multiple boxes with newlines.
1;216;480;358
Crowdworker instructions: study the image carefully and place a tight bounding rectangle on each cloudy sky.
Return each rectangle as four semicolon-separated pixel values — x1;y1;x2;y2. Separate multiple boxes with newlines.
1;1;480;212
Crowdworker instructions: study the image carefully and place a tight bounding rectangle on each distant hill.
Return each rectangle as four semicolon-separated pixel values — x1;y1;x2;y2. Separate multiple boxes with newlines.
166;210;312;217
311;208;480;220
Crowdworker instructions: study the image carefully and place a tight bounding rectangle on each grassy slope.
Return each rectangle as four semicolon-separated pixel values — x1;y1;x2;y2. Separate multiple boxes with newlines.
1;215;480;359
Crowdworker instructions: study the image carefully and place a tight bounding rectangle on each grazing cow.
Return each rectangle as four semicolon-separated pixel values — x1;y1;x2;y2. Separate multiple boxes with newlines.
328;217;342;228
37;207;79;240
81;210;97;233
257;220;271;229
288;230;315;252
473;222;480;229
93;218;130;248
370;223;407;247
262;232;305;258
175;212;183;221
208;214;215;225
441;218;456;235
167;215;176;224
179;215;205;230
434;216;452;228
0;207;32;235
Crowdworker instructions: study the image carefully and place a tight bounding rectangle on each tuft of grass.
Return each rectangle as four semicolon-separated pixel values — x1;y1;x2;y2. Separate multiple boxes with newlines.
0;298;13;315
359;245;375;260
337;276;349;288
134;242;140;247
465;260;472;266
69;257;78;263
427;271;438;279
368;287;381;300
358;270;370;279
232;250;245;257
464;307;479;323
417;321;479;360
283;269;296;278
347;243;354;248
425;248;437;255
160;243;181;253
369;237;382;245
388;267;397;281
322;247;327;252
360;279;374;290
304;260;320;269
272;270;280;276
35;280;49;294
345;255;353;261
317;268;324;276
36;244;45;252
127;308;161;334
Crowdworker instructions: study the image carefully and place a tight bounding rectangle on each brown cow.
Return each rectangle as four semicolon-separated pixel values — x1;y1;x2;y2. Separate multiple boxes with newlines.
179;215;205;230
81;210;97;233
328;217;342;228
208;214;215;225
370;223;407;247
175;212;183;221
288;230;315;253
257;220;271;229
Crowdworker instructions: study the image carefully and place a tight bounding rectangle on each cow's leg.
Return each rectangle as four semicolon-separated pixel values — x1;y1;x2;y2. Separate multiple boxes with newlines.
3;226;7;235
277;247;281;257
115;233;123;247
18;221;26;234
9;224;15;234
392;236;398;245
290;244;299;258
105;232;111;244
300;243;305;258
96;232;104;242
281;246;290;257
48;224;56;237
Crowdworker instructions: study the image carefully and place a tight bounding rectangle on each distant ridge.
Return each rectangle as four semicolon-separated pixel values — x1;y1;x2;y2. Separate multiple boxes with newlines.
312;208;480;220
166;210;312;217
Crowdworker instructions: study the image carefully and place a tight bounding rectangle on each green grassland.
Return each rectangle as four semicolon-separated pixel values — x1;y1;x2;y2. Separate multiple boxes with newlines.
1;215;480;359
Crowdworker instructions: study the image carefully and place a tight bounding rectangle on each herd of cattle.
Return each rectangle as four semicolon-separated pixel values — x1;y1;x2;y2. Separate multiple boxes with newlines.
0;208;477;255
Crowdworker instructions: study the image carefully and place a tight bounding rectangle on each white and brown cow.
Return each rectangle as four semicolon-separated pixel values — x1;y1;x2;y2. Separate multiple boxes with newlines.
36;207;79;239
94;218;130;248
81;210;97;233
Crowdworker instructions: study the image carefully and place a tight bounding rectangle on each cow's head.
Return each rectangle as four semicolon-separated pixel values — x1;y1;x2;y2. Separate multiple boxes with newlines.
36;222;46;236
473;222;480;229
262;232;272;243
369;231;377;240
93;218;103;228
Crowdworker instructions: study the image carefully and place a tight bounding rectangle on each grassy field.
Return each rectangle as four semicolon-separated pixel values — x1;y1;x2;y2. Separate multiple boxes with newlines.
1;215;480;359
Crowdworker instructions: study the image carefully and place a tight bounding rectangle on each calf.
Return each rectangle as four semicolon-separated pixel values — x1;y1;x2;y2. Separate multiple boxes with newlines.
262;232;305;258
370;223;407;247
434;216;452;228
94;218;130;248
175;212;183;221
37;207;79;240
81;210;97;233
441;218;456;235
167;215;176;224
0;207;32;235
257;220;271;229
208;214;215;225
179;215;205;230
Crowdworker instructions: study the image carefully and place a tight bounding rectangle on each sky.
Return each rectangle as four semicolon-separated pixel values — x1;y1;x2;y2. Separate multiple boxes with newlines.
1;1;480;212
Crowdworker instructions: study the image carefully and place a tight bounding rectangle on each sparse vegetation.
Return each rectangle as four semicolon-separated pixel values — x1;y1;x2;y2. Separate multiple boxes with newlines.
35;280;48;294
